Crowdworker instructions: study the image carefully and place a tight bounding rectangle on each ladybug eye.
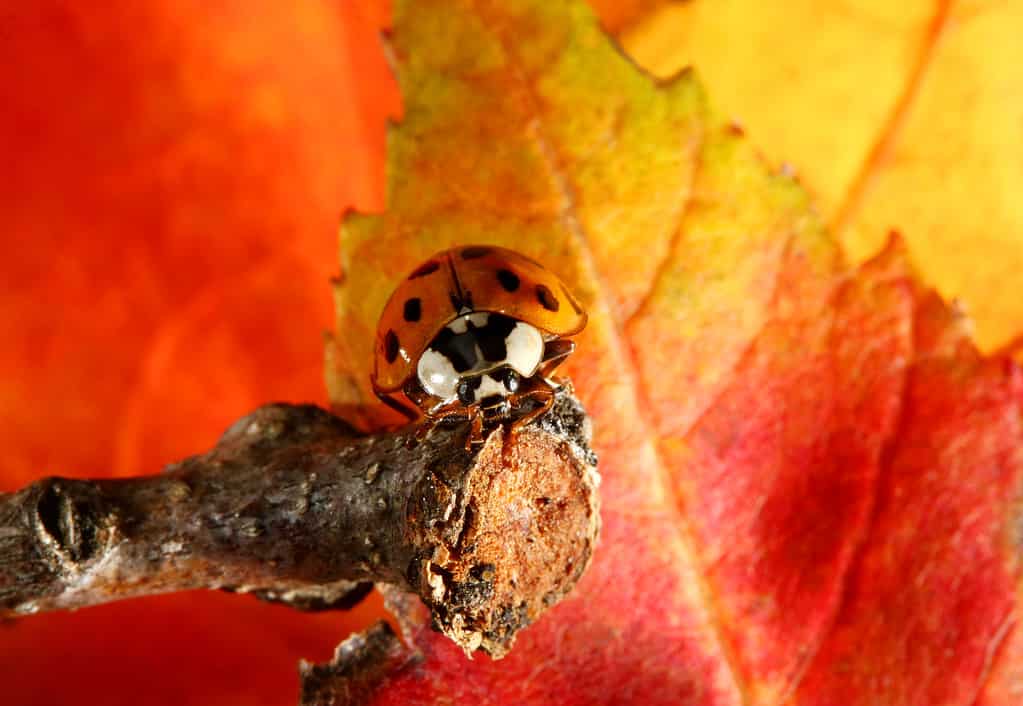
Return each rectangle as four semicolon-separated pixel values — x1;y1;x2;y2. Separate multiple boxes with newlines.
457;377;478;405
501;369;520;393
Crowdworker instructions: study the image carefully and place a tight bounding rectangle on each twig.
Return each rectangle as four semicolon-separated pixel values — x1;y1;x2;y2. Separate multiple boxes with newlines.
0;391;599;659
299;622;410;706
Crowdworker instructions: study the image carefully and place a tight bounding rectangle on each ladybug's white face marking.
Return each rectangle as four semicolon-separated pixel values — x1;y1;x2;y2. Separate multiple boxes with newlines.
417;348;461;400
416;312;544;402
473;373;509;401
503;320;544;378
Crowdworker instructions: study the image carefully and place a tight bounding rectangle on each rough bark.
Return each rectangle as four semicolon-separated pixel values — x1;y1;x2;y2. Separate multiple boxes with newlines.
0;391;599;658
299;622;411;706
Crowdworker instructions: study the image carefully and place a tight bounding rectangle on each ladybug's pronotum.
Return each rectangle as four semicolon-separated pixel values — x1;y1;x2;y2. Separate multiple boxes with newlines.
371;245;587;447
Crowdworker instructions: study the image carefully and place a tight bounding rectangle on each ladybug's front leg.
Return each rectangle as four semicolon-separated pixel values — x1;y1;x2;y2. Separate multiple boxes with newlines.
508;380;556;436
412;404;460;445
415;400;483;451
412;415;440;445
538;339;575;387
376;390;419;423
466;407;485;450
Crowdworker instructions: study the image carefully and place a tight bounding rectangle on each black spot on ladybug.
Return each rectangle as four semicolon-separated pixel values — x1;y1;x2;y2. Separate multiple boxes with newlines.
536;284;560;312
403;298;422;322
496;269;520;292
461;246;492;260
409;261;440;279
384;330;400;363
562;283;583;315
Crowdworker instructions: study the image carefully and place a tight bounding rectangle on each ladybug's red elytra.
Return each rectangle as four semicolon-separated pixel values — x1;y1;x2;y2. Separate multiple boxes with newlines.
371;245;587;447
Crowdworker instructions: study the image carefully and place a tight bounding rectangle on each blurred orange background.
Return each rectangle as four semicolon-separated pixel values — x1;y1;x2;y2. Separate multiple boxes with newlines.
1;1;1020;704
0;2;395;704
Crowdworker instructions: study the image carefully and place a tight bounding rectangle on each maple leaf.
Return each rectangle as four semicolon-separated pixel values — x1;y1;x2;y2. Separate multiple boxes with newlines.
620;0;1023;355
1;1;1021;706
328;1;1023;705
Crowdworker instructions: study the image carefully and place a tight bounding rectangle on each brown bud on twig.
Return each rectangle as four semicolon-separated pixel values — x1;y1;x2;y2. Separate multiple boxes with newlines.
0;390;599;660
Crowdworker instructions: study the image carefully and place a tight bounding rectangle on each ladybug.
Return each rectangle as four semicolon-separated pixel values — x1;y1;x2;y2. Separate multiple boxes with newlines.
371;245;587;446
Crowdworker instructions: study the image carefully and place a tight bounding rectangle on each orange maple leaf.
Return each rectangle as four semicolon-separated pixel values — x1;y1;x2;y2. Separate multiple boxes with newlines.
329;2;1023;705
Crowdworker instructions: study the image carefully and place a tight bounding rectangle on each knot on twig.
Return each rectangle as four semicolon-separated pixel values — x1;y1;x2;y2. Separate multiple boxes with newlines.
32;479;114;570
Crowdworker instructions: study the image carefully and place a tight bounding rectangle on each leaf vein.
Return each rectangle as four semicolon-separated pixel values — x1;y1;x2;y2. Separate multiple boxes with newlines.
830;0;954;235
474;2;750;701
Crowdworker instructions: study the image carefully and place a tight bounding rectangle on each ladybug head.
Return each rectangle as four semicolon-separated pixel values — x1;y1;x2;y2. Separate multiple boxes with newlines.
416;311;543;403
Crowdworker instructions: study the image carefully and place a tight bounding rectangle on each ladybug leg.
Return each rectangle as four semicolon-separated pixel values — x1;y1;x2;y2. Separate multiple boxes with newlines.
466;407;485;451
404;379;435;409
375;390;419;423
413;413;441;443
415;400;483;451
504;339;576;435
402;379;444;445
538;339;575;386
412;409;454;446
509;380;556;435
